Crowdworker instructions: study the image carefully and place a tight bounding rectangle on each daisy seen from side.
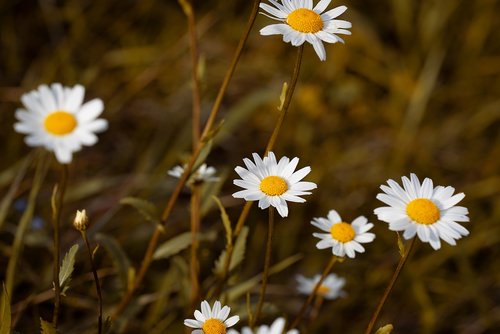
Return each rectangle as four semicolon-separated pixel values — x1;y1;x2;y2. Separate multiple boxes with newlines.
232;152;317;218
14;83;108;164
168;163;219;184
259;0;352;61
373;173;470;250
312;209;375;258
296;273;346;300
184;300;240;334
227;317;298;334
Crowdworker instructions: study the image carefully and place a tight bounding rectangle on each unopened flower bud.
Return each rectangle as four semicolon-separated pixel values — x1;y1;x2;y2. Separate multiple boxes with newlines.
73;210;89;231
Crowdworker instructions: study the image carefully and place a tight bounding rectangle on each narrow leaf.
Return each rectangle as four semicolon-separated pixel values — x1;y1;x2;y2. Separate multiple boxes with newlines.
153;232;192;260
212;196;232;246
278;82;288;111
214;226;249;276
59;244;79;296
0;284;11;334
120;197;160;224
95;233;132;292
40;318;56;334
375;324;394;334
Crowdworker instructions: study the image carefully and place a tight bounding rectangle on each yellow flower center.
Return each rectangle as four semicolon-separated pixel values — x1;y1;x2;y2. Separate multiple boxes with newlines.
330;222;356;243
202;318;226;334
44;111;77;135
316;284;330;295
406;198;440;225
260;176;288;196
286;8;324;33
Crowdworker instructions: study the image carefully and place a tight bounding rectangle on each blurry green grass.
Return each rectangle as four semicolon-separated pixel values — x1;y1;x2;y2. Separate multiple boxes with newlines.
1;0;499;333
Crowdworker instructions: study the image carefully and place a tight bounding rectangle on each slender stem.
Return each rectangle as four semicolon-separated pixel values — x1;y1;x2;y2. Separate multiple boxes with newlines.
81;231;103;334
291;255;338;329
264;45;304;154
5;153;47;303
215;45;304;298
52;164;69;327
184;0;202;150
309;294;324;324
189;184;201;309
111;0;260;318
364;238;417;334
251;208;275;328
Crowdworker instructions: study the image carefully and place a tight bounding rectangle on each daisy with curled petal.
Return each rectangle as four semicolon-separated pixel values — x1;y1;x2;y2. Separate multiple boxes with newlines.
184;300;240;334
227;317;299;334
312;210;375;258
168;163;219;184
232;152;317;218
14;83;108;164
259;0;352;61
296;273;346;300
374;173;470;250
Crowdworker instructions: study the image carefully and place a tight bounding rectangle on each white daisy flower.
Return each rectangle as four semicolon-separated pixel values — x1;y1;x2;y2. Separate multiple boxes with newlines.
184;300;240;334
296;273;346;300
227;317;298;334
259;0;352;61
168;163;219;184
312;210;375;258
232;152;317;218
374;173;470;250
14;83;108;164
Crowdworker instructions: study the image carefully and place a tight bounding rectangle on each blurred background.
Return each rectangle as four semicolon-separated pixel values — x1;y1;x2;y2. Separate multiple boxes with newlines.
0;0;499;333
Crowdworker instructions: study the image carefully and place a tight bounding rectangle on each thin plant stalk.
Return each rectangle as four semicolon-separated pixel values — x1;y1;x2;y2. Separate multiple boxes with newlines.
5;152;48;303
251;207;275;328
364;237;417;334
291;255;338;329
52;164;69;327
111;0;261;318
184;0;202;309
80;230;103;334
215;45;304;298
189;184;201;309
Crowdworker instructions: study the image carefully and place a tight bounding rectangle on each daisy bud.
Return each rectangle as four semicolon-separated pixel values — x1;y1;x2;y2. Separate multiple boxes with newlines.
73;210;89;231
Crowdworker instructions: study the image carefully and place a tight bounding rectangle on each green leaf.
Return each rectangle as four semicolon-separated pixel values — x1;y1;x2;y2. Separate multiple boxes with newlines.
397;232;405;257
120;197;160;224
59;244;79;296
278;82;288;111
95;233;133;292
212;196;232;246
153;232;192;260
375;324;394;334
40;318;56;334
0;283;11;334
214;226;249;276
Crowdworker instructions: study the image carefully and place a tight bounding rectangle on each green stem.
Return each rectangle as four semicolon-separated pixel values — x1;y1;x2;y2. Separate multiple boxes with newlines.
81;231;103;334
52;164;69;327
251;208;275;327
364;238;417;334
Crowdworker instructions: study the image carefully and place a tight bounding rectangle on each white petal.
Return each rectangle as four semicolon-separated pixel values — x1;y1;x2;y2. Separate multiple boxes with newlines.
201;300;211;318
54;144;73;164
224;315;240;327
77;98;104;123
260;3;287;18
260;23;290;36
288;166;311;184
64;85;85;112
321;5;347;20
314;0;332;13
184;319;202;328
193;310;205;322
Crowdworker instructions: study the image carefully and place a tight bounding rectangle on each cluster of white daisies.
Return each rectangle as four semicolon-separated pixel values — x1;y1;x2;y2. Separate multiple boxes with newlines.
12;1;471;333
